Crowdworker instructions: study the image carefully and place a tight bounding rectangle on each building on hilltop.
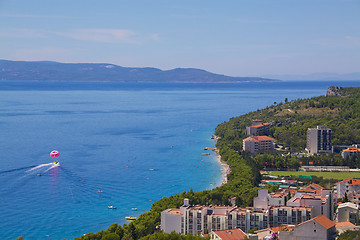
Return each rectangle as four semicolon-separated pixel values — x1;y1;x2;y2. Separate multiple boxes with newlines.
243;136;275;153
245;122;271;136
306;126;332;155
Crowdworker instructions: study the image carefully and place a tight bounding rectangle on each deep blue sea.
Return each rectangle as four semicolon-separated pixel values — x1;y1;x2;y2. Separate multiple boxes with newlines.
1;80;359;240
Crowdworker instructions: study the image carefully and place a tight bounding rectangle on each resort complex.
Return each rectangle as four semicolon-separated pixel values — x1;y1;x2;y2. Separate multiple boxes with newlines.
161;179;360;239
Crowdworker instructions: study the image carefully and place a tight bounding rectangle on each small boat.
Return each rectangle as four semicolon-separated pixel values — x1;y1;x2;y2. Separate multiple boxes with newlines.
202;153;210;156
125;216;136;220
108;206;117;209
53;161;59;164
132;208;138;211
97;190;103;193
149;169;154;171
37;173;42;176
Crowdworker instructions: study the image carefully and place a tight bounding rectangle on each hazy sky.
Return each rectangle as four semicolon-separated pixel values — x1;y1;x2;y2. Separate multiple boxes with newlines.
0;0;359;76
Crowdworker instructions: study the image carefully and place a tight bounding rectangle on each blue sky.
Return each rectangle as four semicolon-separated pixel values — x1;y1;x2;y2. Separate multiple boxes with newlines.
0;0;359;76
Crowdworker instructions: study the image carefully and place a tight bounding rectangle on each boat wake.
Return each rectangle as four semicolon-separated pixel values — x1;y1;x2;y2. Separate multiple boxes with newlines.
26;162;60;173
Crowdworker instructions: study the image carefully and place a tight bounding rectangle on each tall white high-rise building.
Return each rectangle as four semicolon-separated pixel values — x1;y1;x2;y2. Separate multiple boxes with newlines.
306;126;332;155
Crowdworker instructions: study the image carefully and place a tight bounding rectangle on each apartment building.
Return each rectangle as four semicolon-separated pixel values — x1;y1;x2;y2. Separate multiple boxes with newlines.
268;191;289;206
243;136;275;153
306;126;332;155
161;199;314;235
335;178;360;198
245;122;271;136
336;202;359;225
287;185;334;221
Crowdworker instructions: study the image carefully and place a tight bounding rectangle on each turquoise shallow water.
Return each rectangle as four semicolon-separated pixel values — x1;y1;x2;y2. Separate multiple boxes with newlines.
0;81;359;239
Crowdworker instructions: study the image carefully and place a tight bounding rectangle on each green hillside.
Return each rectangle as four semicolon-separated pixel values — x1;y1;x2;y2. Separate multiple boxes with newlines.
215;86;360;151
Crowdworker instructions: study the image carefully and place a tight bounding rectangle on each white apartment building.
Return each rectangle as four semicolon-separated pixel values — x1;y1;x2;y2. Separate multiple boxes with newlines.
161;198;314;235
336;202;359;225
268;191;288;206
243;136;275;153
335;178;360;198
306;126;332;155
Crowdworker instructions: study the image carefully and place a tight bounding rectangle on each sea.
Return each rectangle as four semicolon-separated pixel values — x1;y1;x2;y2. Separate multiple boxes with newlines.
0;80;359;240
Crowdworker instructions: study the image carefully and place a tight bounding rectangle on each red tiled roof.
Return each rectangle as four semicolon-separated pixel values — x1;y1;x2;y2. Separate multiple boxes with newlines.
313;215;335;229
335;178;360;185
271;225;294;233
297;215;335;229
168;209;181;215
335;222;356;228
298;187;317;193
244;136;275;142
250;122;270;128
343;147;360;152
308;183;325;190
212;228;247;240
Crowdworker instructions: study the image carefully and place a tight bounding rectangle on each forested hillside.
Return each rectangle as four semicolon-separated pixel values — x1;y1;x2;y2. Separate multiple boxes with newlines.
215;86;360;151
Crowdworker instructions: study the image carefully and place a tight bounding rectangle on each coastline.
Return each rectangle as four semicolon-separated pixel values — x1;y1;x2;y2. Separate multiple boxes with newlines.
211;135;230;186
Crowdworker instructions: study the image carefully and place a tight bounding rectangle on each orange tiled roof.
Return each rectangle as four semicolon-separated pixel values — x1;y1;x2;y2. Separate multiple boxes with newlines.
168;209;181;215
308;183;325;190
343;147;360;152
271;225;294;233
244;136;275;142
212;228;247;240
314;215;336;229
335;222;356;228
250;122;271;128
298;187;317;193
335;178;360;185
298;215;335;230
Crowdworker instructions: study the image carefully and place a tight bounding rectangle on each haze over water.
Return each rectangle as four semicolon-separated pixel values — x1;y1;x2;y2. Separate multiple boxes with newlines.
1;81;359;240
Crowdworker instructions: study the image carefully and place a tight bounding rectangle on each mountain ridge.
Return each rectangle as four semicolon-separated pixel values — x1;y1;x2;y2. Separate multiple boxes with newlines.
0;60;277;83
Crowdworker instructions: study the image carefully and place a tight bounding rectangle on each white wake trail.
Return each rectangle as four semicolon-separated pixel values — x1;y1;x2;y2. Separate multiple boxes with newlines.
26;163;53;172
44;163;60;172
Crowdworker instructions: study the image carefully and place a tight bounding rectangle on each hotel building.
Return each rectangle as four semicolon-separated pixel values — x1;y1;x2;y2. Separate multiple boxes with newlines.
243;136;275;153
306;126;332;155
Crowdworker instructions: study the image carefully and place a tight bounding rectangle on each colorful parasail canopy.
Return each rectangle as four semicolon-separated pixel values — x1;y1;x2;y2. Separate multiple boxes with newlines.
50;150;60;157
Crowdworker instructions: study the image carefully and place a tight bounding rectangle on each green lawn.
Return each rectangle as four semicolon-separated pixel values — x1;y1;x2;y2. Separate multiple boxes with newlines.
269;171;360;180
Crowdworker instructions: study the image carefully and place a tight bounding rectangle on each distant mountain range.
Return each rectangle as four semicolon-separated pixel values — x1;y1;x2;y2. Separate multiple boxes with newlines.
0;60;276;83
263;72;360;81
